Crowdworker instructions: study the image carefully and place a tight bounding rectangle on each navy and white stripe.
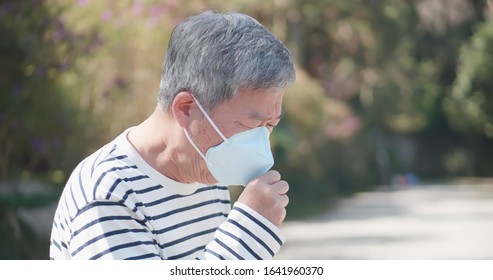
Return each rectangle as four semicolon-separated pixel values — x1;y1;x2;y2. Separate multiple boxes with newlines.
50;128;285;260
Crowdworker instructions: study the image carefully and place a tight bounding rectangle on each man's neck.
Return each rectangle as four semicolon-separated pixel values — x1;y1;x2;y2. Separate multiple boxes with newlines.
127;107;191;183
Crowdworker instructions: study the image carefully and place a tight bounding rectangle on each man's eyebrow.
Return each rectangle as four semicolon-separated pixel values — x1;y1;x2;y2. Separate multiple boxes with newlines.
251;112;283;120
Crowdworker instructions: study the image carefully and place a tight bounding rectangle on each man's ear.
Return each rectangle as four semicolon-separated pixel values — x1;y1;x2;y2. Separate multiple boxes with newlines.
172;91;195;128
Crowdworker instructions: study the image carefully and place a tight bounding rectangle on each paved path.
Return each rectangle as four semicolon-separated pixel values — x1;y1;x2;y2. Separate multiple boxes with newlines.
276;182;493;259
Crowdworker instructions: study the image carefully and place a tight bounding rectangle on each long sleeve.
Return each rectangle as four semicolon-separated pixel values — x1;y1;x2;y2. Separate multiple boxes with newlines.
67;200;161;260
198;202;285;260
65;200;284;260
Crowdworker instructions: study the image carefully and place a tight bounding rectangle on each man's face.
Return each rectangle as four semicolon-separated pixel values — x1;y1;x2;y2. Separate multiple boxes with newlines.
189;88;285;184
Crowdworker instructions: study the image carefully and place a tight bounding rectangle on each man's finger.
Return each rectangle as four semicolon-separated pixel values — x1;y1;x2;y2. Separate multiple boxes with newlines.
279;194;289;207
256;170;281;184
273;180;289;194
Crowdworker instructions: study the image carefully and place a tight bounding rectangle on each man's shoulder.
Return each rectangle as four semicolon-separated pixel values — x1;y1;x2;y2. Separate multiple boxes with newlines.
87;147;142;198
79;129;133;174
69;133;140;197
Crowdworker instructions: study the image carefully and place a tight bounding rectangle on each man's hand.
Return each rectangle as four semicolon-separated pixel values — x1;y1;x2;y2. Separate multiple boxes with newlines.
237;170;289;227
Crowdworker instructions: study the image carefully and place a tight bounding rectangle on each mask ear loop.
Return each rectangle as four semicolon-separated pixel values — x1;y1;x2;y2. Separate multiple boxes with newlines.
183;128;212;165
191;95;228;141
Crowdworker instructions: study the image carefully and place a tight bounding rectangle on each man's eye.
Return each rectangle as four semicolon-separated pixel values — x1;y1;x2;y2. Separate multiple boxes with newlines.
235;121;255;129
267;120;280;128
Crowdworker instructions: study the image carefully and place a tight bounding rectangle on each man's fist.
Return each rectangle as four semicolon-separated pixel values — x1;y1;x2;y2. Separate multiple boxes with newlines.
237;170;289;227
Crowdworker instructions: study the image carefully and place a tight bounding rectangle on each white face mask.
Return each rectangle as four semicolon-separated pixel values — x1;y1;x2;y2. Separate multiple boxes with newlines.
184;96;274;186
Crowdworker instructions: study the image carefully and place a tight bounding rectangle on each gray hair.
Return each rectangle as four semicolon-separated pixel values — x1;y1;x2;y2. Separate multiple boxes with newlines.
157;11;295;111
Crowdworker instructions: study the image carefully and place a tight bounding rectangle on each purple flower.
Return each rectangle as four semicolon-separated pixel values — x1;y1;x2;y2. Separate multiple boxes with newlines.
30;137;48;155
1;2;14;13
12;85;22;97
36;65;47;77
59;61;69;70
132;0;144;15
149;5;163;17
101;10;112;22
78;0;90;6
9;119;17;129
52;136;61;147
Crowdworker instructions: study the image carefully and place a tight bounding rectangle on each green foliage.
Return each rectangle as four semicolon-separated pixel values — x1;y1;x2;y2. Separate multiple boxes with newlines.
446;17;493;138
0;0;105;180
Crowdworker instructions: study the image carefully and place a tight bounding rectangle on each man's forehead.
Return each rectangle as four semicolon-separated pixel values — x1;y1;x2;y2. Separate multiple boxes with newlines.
217;88;284;117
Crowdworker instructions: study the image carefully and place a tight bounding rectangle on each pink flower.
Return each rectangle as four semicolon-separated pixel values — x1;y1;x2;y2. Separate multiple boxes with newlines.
101;10;112;22
78;0;90;6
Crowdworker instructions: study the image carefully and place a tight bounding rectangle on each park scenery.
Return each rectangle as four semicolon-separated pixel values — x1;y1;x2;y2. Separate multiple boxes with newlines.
1;0;493;259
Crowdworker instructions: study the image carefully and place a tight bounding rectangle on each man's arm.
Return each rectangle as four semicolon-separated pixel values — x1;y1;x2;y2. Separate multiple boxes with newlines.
198;170;289;259
68;170;288;260
68;199;285;260
69;200;161;259
198;202;285;260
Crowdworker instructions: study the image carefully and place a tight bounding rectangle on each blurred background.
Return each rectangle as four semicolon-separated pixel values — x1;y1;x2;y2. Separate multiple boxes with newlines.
1;0;493;259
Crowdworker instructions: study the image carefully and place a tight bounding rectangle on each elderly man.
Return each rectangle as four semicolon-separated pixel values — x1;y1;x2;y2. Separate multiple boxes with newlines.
50;11;295;260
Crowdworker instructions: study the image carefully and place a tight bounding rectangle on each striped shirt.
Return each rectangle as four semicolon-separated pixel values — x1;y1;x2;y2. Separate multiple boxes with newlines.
49;128;285;260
